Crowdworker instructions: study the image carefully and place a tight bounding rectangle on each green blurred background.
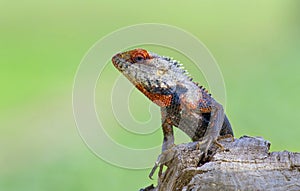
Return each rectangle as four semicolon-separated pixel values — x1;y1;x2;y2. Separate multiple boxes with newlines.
1;0;300;190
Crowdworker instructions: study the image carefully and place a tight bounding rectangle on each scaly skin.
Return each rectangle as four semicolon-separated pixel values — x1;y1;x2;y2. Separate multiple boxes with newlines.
112;48;233;179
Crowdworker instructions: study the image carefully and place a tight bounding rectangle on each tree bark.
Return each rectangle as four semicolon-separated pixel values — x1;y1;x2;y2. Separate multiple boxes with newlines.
140;136;300;191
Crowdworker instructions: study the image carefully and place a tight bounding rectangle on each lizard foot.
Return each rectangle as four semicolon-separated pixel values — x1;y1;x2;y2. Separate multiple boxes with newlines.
196;135;223;160
149;146;176;179
217;134;234;142
197;135;234;163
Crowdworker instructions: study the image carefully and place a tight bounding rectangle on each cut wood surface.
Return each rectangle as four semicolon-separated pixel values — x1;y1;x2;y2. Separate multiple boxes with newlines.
140;136;300;191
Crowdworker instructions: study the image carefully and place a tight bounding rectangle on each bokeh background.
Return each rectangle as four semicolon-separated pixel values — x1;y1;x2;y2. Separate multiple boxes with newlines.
1;0;300;190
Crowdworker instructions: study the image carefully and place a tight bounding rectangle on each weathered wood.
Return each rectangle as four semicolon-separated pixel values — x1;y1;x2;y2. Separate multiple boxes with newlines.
140;136;300;191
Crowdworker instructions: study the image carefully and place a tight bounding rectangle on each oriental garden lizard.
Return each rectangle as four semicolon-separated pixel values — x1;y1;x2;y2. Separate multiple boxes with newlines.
112;49;234;179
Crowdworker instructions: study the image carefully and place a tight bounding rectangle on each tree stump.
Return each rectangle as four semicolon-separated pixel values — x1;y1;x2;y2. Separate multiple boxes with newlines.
140;136;300;191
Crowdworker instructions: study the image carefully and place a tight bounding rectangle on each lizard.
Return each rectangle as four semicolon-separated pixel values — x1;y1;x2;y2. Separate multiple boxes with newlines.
111;48;234;179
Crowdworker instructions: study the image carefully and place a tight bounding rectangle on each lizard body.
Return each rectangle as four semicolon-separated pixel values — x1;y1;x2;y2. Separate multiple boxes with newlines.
112;48;233;178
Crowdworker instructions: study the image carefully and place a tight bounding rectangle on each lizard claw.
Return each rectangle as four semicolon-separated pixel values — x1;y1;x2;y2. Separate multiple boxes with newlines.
148;161;159;180
197;135;221;159
149;146;176;179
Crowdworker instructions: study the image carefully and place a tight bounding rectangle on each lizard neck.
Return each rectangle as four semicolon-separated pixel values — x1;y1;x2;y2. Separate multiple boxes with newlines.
135;84;173;107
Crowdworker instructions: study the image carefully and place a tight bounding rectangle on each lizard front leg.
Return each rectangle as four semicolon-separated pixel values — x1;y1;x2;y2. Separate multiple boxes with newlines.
149;110;176;179
161;118;175;152
198;100;225;158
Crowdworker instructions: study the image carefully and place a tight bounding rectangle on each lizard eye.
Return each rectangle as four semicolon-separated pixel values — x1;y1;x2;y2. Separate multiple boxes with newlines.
131;49;150;63
133;55;144;62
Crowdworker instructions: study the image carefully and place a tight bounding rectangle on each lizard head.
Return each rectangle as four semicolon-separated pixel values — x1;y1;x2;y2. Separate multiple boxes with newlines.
112;48;190;106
